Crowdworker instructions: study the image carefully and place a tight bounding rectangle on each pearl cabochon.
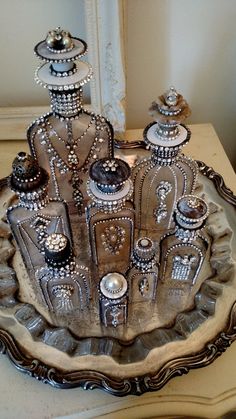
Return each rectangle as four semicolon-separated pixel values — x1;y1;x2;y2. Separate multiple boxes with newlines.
100;272;128;299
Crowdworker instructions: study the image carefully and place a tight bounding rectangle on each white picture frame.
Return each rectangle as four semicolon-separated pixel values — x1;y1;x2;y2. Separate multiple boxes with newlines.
85;0;126;138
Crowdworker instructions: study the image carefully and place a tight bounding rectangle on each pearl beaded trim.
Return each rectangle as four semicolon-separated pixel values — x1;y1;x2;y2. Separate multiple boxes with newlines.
49;63;77;77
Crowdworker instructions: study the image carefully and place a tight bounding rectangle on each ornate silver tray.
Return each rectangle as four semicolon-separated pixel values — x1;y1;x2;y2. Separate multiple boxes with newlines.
0;142;235;396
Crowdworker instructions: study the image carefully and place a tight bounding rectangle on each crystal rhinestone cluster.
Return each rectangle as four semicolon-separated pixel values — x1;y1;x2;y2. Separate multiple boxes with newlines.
45;233;67;252
102;159;118;172
6;27;211;329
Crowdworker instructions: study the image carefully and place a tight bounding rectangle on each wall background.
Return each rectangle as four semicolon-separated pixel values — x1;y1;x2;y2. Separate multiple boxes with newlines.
0;0;89;106
0;0;235;169
125;0;236;169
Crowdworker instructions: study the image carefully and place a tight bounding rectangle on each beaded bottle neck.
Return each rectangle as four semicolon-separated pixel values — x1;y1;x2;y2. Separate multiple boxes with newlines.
150;147;180;166
88;178;133;214
17;186;50;211
49;87;83;119
132;256;155;271
174;226;199;242
94;198;126;213
132;238;156;271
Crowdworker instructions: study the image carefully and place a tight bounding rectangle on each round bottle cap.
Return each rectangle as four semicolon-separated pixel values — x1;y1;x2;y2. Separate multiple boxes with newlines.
44;233;72;267
34;27;87;63
175;195;209;229
143;87;191;158
99;272;128;300
149;87;191;127
89;158;131;193
133;237;155;262
10;152;48;193
34;27;92;91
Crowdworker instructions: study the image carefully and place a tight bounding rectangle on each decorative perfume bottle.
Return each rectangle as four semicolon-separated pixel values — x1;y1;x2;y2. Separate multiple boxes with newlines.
27;28;113;214
86;157;135;276
159;195;209;286
35;233;89;313
128;237;159;302
132;87;198;239
99;272;128;327
7;152;72;276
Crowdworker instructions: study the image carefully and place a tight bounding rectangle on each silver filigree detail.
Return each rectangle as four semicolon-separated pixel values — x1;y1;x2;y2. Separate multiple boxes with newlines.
139;277;149;296
110;306;121;327
30;216;51;252
171;255;197;281
101;225;126;255
52;284;74;313
154;181;172;223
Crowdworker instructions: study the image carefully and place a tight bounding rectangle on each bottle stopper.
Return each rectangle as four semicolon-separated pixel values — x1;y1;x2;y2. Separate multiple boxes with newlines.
143;87;191;160
87;158;133;209
46;28;74;53
34;27;92;91
10;152;48;193
175;195;209;229
133;237;156;262
149;86;191;128
34;27;87;63
90;158;131;193
44;233;72;267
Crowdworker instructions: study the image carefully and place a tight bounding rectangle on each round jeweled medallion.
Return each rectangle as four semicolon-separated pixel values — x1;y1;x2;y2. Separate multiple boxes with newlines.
100;272;128;299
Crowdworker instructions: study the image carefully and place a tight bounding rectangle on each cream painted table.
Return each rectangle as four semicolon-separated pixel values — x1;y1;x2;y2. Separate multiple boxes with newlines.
0;123;235;419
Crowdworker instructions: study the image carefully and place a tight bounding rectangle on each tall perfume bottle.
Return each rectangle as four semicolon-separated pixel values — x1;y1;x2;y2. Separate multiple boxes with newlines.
99;272;128;327
86;157;135;276
127;237;159;302
159;195;209;286
132;87;198;239
35;233;89;313
7;152;72;276
27;28;113;214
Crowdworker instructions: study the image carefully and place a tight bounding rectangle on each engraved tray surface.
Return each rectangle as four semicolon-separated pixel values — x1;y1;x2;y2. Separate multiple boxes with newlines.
0;143;235;396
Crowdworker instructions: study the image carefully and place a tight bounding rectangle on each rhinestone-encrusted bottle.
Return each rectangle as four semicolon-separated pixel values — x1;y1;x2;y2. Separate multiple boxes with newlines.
127;237;159;302
99;272;128;327
86;157;135;277
27;28;113;215
35;233;89;313
132;87;198;240
159;195;210;286
7;152;72;277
